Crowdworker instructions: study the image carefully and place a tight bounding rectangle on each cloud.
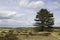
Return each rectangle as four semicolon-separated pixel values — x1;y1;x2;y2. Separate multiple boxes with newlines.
0;10;26;27
0;10;25;19
0;11;16;17
45;2;60;10
28;1;44;9
19;0;45;9
0;19;22;27
0;11;15;19
0;0;60;27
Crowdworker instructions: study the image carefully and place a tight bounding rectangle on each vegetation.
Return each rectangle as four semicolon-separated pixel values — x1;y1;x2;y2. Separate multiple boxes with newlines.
0;30;18;40
0;28;60;40
34;9;54;32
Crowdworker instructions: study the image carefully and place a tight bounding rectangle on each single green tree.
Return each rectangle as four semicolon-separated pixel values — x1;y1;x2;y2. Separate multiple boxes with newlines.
34;9;54;32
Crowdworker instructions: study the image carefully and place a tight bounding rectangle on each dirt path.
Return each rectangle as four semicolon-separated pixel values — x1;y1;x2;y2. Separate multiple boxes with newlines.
51;32;60;40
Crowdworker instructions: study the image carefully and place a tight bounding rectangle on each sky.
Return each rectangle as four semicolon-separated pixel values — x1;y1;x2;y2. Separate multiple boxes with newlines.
0;0;60;27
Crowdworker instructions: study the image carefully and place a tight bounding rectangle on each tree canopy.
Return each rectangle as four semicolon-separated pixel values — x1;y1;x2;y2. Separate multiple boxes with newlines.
34;9;54;32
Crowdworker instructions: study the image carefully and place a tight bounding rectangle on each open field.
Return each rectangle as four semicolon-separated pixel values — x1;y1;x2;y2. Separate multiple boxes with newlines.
0;28;60;40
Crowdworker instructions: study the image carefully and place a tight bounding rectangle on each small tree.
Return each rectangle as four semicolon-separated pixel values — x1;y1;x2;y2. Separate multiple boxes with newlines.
34;9;54;32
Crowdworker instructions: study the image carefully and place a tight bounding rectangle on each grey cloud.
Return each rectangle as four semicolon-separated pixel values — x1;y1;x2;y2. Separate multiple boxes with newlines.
0;10;25;20
0;16;11;19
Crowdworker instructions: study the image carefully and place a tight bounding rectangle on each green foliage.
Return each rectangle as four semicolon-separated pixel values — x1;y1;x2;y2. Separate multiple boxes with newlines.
34;9;54;32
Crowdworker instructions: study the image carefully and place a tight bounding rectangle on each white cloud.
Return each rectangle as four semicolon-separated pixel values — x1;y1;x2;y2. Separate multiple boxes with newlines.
0;10;26;27
28;1;44;9
19;0;29;8
12;14;25;18
0;10;16;17
54;19;60;26
19;0;44;9
0;10;25;19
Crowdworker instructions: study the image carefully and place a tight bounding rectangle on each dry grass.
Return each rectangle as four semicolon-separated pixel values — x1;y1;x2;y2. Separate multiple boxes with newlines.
17;32;60;40
0;28;60;40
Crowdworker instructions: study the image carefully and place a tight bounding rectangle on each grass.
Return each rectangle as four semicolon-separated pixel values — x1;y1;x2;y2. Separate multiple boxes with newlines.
0;28;60;40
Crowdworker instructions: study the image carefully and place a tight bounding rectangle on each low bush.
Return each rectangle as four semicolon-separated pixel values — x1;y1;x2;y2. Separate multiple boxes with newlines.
0;30;18;40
